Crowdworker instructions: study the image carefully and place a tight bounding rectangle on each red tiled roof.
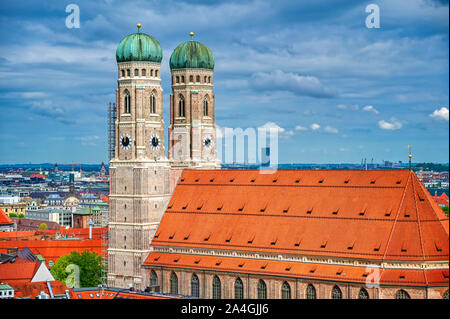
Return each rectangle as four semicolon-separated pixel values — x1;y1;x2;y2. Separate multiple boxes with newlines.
433;193;449;206
0;257;40;282
0;208;13;225
146;169;449;286
30;174;46;179
11;280;72;299
0;227;107;267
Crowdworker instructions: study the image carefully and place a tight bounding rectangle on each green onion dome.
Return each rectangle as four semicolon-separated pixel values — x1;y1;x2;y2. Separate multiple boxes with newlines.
170;37;214;70
116;28;162;63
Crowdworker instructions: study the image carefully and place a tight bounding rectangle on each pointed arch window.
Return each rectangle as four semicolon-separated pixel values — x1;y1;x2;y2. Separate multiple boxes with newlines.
306;284;316;299
203;98;209;116
234;278;244;299
281;282;291;299
395;289;410;299
150;93;156;114
212;276;221;299
191;273;200;298
331;285;342;299
359;288;369;299
124;90;131;114
170;272;178;294
178;96;185;117
150;270;158;286
257;280;267;299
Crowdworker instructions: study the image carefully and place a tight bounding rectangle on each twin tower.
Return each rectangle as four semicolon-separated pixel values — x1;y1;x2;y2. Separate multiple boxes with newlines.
108;26;220;290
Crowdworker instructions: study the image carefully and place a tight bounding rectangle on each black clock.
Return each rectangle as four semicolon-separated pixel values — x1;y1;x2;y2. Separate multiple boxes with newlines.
150;134;160;150
120;133;131;150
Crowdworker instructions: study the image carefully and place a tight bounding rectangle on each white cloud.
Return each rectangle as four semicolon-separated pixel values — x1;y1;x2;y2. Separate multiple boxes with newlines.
310;123;321;131
295;125;308;131
362;105;380;114
251;70;337;98
336;104;347;110
429;107;449;121
378;118;403;130
323;126;339;134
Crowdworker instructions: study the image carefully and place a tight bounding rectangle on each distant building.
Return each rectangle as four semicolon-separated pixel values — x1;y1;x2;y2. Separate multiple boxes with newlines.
0;208;16;232
11;218;60;231
0;283;14;299
26;208;72;228
433;192;449;207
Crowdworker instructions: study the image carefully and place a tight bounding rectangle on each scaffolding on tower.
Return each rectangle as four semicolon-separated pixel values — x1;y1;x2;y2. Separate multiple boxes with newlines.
99;227;109;294
108;102;117;161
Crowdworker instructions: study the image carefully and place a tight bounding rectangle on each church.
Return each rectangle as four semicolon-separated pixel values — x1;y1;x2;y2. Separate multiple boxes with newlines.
107;26;449;299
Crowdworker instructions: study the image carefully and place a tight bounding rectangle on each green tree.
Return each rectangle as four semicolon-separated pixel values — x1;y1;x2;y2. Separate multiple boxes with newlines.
442;206;449;214
38;223;48;230
9;213;17;218
50;250;104;288
18;213;25;218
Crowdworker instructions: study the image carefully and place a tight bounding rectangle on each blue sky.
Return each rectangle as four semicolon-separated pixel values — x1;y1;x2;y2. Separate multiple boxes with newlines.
0;0;448;164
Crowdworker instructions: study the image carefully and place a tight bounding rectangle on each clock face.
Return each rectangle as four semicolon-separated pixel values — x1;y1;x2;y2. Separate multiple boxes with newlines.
120;133;131;150
150;133;160;150
203;135;213;149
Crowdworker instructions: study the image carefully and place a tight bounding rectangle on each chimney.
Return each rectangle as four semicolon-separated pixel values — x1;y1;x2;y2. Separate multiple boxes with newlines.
7;247;18;254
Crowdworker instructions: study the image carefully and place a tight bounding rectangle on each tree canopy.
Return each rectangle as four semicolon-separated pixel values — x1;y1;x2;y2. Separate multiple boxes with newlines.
50;250;104;288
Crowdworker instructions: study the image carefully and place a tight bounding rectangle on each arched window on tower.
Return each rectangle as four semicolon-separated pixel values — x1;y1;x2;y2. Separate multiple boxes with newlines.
306;284;316;299
281;282;291;299
204;76;207;83
127;69;130;77
257;280;267;299
121;70;125;78
124;90;131;114
212;276;221;299
191;273;200;298
395;289;410;299
176;76;180;83
170;272;178;294
181;75;185;83
196;75;200;83
134;69;139;76
359;288;369;299
189;75;193;83
178;96;185;117
141;69;146;77
150;270;158;287
208;76;211;83
203;98;209;117
234;278;244;299
150;93;156;114
331;285;343;299
155;70;158;77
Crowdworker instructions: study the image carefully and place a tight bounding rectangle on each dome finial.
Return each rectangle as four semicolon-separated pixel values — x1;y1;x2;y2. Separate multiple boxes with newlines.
189;32;194;40
137;23;142;33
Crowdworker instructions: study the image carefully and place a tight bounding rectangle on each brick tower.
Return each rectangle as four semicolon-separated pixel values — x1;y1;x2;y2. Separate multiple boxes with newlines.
107;25;172;290
168;33;221;169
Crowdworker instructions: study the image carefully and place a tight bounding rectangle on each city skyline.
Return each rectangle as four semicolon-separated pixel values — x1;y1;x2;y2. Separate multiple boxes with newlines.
0;0;449;164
